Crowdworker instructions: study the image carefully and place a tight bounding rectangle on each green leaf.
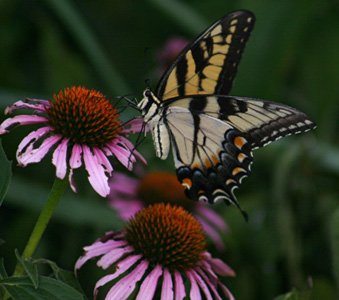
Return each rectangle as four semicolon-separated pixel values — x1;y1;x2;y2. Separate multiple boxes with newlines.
0;258;8;279
0;140;12;206
15;250;39;288
330;208;339;290
33;259;83;293
274;288;311;300
0;276;85;300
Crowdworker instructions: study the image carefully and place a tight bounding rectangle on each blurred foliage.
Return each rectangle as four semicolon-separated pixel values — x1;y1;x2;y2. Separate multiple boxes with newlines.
0;0;338;299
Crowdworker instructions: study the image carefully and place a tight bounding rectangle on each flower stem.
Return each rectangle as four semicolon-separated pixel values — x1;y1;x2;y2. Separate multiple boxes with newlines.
14;177;67;276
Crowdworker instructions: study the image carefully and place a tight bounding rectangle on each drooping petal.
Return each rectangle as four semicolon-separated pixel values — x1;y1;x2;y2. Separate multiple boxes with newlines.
219;283;235;300
97;245;134;269
196;216;224;251
136;264;162;300
196;267;222;300
186;270;202;300
52;138;69;179
173;271;186;300
122;118;146;134
107;141;134;170
196;205;229;231
161;268;174;300
70;144;82;169
83;145;110;197
105;259;149;300
17;134;62;167
93;147;113;176
109;172;139;196
204;252;235;277
0;115;48;134
68;144;83;193
75;239;127;270
190;270;213;300
16;126;53;156
5;99;50;114
94;254;142;299
115;136;147;165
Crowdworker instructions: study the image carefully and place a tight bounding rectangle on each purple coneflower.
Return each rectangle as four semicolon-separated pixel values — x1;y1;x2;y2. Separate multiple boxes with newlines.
76;203;235;300
108;171;229;251
0;86;145;196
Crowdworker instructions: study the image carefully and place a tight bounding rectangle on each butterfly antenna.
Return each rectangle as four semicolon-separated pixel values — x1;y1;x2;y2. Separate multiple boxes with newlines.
116;95;140;111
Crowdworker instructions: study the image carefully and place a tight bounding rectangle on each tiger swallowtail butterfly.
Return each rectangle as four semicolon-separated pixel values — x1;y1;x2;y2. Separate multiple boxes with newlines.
137;10;316;218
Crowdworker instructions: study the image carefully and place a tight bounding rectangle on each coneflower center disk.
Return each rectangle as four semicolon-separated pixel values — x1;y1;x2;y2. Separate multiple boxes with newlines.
137;172;195;211
126;203;206;271
47;86;122;146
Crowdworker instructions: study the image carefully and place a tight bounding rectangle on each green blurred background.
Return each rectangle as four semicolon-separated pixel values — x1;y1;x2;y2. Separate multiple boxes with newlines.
0;0;338;299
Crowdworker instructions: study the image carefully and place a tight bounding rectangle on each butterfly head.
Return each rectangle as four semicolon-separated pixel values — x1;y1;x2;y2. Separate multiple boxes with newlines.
138;88;162;123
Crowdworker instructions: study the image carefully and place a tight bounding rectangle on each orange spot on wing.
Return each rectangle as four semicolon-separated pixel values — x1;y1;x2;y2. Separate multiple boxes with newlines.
182;178;192;189
211;154;220;165
234;136;247;150
191;162;200;169
237;153;247;163
204;158;212;169
232;167;245;176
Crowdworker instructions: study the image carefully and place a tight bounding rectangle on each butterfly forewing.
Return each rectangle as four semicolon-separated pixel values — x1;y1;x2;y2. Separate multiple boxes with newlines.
156;10;255;101
172;95;316;148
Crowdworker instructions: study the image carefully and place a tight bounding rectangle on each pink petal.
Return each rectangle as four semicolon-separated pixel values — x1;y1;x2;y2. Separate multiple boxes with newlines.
93;147;113;175
75;238;127;270
196;205;229;231
196;217;224;251
190;270;213;300
161;268;174;300
109;172;139;196
115;136;147;165
94;254;142;298
97;245;134;269
68;144;83;193
70;144;82;169
105;259;149;300
83;145;110;197
17;134;62;167
219;283;235;300
108;141;134;170
205;253;235;277
196;267;222;300
174;271;186;300
122;118;147;134
136;264;162;300
68;169;77;193
186;270;202;300
0;115;48;134
16;126;53;155
5;99;50;114
52;138;69;179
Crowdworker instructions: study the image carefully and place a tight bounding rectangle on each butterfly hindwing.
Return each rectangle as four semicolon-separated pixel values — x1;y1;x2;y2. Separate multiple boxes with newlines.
170;95;316;148
163;96;315;205
164;106;253;206
156;10;255;101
